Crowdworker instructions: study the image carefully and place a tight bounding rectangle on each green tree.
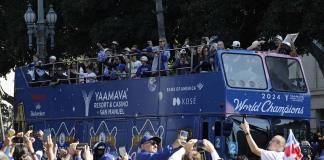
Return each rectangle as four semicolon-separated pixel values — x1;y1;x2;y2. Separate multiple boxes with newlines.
0;0;323;76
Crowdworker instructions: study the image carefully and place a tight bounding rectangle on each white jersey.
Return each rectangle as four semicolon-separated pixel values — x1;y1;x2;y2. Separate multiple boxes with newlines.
261;149;284;160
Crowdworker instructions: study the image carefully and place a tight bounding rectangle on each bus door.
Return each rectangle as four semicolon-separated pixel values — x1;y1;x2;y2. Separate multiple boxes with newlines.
199;116;226;159
225;116;271;159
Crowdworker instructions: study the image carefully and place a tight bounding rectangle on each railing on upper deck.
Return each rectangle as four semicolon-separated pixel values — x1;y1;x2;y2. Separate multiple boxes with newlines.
21;45;218;87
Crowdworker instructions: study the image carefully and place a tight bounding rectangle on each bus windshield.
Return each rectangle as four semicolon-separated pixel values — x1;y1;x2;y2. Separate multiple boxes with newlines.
266;57;307;92
222;53;267;89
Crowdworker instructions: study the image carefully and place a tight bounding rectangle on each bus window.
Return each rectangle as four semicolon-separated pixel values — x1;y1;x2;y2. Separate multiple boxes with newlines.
222;53;267;89
272;119;309;141
227;116;270;159
266;57;307;92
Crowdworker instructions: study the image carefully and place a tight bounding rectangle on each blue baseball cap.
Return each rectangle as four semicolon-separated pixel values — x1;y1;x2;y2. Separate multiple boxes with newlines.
140;134;161;146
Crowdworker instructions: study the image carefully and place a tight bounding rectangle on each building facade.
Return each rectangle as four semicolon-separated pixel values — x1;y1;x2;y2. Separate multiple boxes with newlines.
301;54;324;132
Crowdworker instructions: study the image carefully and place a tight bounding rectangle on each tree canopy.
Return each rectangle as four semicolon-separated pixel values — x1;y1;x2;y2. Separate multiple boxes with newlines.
0;0;323;75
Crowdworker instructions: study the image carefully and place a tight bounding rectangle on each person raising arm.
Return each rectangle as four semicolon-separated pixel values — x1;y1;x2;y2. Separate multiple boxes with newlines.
240;118;286;160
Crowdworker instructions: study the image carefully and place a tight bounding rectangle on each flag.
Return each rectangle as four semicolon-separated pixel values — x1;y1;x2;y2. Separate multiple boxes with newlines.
284;129;303;160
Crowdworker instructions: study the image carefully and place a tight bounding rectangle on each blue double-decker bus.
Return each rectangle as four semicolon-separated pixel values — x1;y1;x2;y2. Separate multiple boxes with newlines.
14;49;310;159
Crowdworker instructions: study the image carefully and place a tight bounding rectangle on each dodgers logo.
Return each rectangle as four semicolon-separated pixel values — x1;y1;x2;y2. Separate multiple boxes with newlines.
59;133;65;146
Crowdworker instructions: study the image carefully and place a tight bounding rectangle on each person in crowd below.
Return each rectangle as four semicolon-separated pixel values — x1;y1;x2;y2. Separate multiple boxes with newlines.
316;132;324;158
276;41;298;57
136;133;182;160
232;41;241;49
169;139;221;160
173;50;190;75
136;56;152;78
217;41;225;50
0;151;9;160
300;140;312;160
151;38;170;76
241;118;286;160
1;130;55;160
194;45;214;73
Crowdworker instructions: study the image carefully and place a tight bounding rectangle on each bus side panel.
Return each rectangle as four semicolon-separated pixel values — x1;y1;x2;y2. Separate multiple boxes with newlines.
159;72;226;115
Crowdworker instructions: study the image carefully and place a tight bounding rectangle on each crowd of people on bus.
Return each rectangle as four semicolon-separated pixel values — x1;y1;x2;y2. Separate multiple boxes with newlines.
25;34;297;86
1;119;320;160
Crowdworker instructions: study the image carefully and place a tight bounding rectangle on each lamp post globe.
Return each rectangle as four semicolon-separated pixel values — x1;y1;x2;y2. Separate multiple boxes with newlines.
24;4;36;24
46;5;57;25
24;1;57;62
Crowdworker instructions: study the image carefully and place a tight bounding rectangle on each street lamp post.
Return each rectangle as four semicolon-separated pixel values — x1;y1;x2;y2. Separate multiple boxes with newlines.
24;0;57;62
0;74;5;141
154;0;166;39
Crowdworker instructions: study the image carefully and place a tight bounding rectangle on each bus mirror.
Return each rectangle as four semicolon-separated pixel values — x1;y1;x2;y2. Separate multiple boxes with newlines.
214;121;221;136
223;119;233;137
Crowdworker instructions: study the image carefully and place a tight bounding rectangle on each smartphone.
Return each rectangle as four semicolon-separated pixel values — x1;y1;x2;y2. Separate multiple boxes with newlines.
179;130;189;145
76;143;88;150
29;125;34;131
44;129;51;142
242;115;247;123
119;146;127;157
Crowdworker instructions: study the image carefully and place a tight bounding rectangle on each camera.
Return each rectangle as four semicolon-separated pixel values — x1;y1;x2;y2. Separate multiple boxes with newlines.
76;143;88;150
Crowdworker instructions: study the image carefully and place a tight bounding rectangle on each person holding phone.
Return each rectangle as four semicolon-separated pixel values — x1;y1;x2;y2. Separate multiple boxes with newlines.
240;118;286;160
168;139;222;160
136;134;182;160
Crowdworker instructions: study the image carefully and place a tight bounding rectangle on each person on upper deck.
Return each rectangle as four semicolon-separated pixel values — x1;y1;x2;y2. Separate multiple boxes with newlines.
217;41;225;50
173;49;190;75
276;41;298;57
136;56;152;78
232;41;241;49
151;38;170;76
